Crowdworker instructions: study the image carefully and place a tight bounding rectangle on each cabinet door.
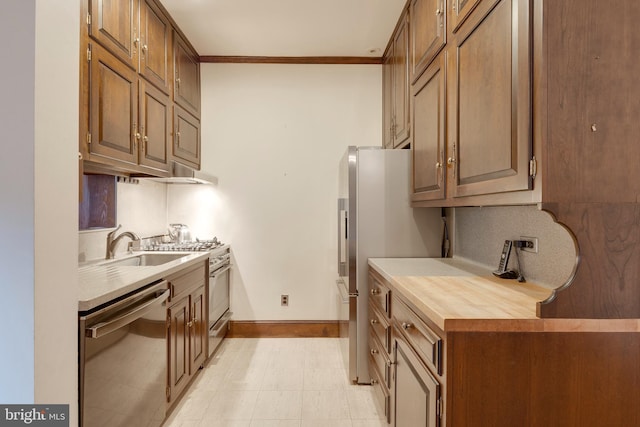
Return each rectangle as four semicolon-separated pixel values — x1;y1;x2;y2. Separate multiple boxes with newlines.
173;105;201;169
410;0;446;82
168;295;190;404
391;12;410;147
139;79;170;172
89;0;139;69
393;335;441;427
139;0;171;93
382;54;393;149
451;0;482;32
173;32;201;118
412;53;446;202
88;42;138;165
189;286;207;373
449;0;532;198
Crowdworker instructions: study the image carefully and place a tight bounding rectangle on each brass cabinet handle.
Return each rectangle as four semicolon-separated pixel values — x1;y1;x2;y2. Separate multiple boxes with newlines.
447;157;456;165
142;44;148;53
371;288;380;295
436;8;442;15
402;322;413;330
371;378;378;385
370;319;378;325
187;320;193;328
370;348;378;355
176;77;181;88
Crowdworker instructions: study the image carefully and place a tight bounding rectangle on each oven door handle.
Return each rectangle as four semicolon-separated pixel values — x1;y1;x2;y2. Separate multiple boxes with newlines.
85;288;170;339
210;264;232;278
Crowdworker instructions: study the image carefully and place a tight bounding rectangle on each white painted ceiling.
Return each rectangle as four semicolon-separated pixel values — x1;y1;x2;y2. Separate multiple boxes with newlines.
160;0;406;57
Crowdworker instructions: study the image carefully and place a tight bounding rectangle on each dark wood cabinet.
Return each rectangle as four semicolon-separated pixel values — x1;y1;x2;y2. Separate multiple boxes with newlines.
383;9;411;149
81;0;200;177
391;12;411;147
393;332;441;427
412;53;446;203
139;79;170;171
189;285;206;372
173;31;201;119
450;0;482;32
447;0;532;198
86;42;170;174
410;0;446;82
166;262;208;408
173;105;201;169
88;42;138;166
382;55;393;149
168;294;190;404
139;0;172;94
88;0;139;69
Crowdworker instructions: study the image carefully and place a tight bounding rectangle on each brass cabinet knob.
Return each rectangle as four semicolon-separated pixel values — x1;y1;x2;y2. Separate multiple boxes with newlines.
370;319;378;325
401;322;413;330
371;288;380;295
370;348;378;355
447;157;456;165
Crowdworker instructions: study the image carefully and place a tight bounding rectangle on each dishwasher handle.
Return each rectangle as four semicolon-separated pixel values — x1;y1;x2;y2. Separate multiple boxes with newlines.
86;288;170;339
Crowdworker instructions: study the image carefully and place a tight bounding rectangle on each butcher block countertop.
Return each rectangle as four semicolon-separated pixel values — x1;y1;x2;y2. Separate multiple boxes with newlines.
368;258;640;333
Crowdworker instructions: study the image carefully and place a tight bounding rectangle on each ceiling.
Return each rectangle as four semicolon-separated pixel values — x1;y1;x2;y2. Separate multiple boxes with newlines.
160;0;407;57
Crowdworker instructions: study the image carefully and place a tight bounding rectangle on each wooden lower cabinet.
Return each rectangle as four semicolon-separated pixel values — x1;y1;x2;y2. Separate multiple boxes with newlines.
393;331;441;427
166;262;207;408
369;265;640;426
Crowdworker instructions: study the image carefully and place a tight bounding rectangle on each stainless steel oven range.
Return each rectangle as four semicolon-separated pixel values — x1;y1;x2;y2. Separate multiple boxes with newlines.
207;244;232;356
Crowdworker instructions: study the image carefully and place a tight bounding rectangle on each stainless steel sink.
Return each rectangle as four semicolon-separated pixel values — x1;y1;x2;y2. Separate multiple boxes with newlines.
104;253;187;267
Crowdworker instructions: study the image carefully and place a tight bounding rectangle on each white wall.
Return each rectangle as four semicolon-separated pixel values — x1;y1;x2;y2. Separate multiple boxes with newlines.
0;0;79;422
0;0;36;402
168;63;381;321
34;0;79;422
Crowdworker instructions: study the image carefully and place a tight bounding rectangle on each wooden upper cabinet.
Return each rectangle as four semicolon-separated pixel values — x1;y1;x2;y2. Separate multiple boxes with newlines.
391;12;411;147
412;53;446;202
139;79;170;171
173;31;201;119
451;0;482;32
173;105;201;169
382;55;393;149
410;0;446;82
139;0;171;94
448;0;532;198
89;0;139;69
88;42;138;165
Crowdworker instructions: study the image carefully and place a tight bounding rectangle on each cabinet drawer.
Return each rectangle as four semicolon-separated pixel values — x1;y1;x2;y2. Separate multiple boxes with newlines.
369;272;390;317
167;262;205;301
369;300;391;354
393;296;442;375
370;357;391;424
369;330;392;389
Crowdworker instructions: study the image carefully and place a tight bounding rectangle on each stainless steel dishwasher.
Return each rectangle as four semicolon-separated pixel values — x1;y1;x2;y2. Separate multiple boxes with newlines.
79;280;169;427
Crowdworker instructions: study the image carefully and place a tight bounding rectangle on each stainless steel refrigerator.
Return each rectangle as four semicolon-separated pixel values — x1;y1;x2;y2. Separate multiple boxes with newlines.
336;146;441;384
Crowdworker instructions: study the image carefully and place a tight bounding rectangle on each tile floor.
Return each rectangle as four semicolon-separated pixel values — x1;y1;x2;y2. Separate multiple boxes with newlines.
163;338;387;427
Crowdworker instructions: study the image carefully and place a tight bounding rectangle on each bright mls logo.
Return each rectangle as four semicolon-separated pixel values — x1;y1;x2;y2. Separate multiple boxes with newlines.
0;405;68;426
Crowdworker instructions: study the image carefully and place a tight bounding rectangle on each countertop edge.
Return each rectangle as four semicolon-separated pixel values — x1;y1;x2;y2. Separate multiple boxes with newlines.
369;258;640;333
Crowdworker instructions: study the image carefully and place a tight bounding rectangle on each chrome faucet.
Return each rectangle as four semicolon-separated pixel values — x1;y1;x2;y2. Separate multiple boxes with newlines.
106;224;141;259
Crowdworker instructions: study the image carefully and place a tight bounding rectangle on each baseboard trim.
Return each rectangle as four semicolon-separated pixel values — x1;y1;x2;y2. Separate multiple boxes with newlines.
227;320;342;338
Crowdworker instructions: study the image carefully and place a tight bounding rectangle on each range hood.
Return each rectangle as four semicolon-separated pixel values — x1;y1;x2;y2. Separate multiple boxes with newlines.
146;162;218;185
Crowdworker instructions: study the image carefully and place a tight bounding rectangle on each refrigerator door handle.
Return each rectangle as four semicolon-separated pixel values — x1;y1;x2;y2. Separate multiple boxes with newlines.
337;198;348;277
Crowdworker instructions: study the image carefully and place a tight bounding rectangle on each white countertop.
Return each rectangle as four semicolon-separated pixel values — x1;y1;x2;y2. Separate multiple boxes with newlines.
78;251;210;312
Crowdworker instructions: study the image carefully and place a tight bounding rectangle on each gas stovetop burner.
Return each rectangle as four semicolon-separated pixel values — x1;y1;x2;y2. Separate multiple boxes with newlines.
141;236;224;252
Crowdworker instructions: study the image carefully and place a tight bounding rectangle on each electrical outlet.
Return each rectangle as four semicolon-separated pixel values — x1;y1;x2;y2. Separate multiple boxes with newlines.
520;236;539;253
281;294;289;306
